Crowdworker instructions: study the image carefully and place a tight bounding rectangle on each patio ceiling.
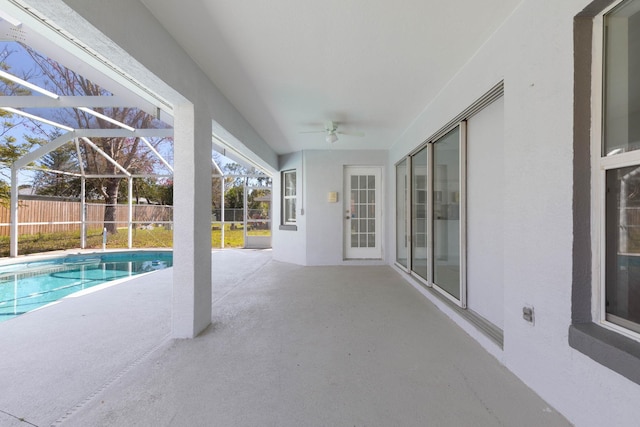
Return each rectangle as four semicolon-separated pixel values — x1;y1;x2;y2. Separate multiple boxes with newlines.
140;0;523;154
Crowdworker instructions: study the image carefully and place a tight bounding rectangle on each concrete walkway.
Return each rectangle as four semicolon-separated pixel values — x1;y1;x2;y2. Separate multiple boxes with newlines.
0;249;569;426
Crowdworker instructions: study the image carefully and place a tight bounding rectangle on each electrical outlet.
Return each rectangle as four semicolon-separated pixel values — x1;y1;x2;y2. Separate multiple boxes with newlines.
523;306;535;324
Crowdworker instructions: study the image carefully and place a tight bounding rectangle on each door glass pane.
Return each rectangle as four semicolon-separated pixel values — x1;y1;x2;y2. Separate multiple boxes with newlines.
412;147;428;280
433;127;460;299
605;166;640;333
396;160;409;267
604;1;640;155
350;173;377;249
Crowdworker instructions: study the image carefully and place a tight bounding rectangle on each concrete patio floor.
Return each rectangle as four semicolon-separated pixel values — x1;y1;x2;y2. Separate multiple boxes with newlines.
0;249;570;426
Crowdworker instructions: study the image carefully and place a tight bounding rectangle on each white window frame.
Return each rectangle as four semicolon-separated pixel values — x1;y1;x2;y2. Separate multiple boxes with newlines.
592;0;640;342
282;169;297;225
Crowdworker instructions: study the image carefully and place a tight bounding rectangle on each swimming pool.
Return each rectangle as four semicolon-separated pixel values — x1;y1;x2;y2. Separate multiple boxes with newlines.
0;251;172;323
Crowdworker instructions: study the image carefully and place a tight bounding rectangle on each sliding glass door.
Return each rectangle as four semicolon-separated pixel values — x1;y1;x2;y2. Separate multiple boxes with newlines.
411;147;429;281
407;123;466;306
433;127;464;303
396;159;409;268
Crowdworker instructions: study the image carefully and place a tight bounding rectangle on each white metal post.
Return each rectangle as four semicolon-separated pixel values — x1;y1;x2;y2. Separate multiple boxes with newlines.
220;177;225;248
80;176;86;249
9;166;18;257
243;177;248;248
128;177;133;249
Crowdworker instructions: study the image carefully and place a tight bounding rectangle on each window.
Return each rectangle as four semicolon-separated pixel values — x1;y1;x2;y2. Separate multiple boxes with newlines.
282;170;297;225
598;0;640;338
569;0;640;387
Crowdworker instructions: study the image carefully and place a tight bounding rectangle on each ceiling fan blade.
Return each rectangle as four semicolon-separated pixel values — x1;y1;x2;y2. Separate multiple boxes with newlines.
337;131;365;137
299;130;326;134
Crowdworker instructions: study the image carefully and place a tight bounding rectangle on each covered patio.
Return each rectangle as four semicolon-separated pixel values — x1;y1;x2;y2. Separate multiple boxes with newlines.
3;0;640;425
0;250;568;426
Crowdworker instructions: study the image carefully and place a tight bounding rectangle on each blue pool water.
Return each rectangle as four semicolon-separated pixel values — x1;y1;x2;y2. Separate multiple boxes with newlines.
0;251;172;323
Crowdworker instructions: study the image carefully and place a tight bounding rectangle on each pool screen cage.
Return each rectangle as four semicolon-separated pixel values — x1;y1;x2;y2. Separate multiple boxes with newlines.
3;135;272;256
211;153;272;250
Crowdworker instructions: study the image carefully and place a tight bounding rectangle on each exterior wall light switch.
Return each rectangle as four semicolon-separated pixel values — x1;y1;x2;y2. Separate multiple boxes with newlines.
328;191;338;203
523;306;535;324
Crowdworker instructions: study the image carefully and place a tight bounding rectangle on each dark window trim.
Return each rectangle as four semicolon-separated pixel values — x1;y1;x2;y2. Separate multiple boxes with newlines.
571;0;640;386
569;323;640;384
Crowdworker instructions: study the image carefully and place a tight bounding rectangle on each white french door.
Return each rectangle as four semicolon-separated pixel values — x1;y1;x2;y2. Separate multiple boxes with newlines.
344;166;382;259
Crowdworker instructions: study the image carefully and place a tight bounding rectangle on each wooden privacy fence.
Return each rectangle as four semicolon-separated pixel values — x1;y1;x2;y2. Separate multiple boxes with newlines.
0;199;173;236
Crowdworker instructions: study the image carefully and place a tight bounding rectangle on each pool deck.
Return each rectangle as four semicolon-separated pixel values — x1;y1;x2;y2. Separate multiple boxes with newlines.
0;249;570;426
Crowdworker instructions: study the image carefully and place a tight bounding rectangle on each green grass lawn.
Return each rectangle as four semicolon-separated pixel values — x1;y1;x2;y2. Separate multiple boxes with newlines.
0;223;271;257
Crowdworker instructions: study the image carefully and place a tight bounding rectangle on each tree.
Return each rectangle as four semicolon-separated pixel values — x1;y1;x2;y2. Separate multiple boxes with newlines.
224;186;244;211
24;46;170;233
0;125;36;203
32;145;82;198
0;48;41;205
116;177;173;205
157;179;173;206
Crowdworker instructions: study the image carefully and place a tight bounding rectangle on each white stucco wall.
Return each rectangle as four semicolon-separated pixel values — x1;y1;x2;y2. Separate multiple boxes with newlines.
272;152;307;265
388;0;640;425
305;150;387;266
274;150;388;266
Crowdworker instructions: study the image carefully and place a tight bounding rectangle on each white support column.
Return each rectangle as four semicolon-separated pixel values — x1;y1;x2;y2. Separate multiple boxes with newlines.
128;177;133;249
81;177;86;249
172;103;212;338
9;167;18;257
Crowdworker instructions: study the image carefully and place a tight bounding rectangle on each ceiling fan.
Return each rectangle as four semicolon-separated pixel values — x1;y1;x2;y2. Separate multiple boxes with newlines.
301;121;365;144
